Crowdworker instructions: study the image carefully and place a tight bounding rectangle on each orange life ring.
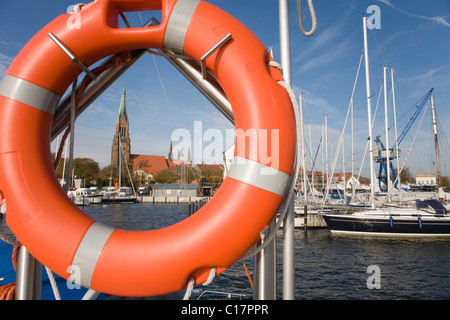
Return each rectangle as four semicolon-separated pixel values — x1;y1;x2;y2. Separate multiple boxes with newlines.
0;0;296;297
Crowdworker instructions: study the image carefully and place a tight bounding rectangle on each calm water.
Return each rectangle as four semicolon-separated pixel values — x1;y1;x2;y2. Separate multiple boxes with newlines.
2;202;450;300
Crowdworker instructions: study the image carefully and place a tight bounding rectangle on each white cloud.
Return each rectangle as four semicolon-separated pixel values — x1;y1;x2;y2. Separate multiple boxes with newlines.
377;0;450;27
295;87;337;116
296;36;353;75
0;53;13;80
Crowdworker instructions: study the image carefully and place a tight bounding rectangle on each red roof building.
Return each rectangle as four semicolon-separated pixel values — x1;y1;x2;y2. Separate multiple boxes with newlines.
130;154;175;176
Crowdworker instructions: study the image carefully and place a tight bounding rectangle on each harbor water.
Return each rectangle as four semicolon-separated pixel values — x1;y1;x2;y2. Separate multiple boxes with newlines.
1;202;449;300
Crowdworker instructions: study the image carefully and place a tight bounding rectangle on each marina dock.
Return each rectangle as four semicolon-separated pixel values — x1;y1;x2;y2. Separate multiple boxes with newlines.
138;196;209;204
299;214;328;228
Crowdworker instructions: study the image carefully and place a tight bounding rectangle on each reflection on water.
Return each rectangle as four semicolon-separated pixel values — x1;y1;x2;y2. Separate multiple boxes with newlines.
2;202;450;299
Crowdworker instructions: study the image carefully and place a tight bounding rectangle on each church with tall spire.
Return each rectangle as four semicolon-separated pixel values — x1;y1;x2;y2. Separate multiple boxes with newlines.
107;84;224;191
110;84;177;183
111;84;131;168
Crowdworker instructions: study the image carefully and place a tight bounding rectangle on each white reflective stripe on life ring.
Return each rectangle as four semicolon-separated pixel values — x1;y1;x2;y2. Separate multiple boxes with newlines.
70;222;116;288
164;0;201;53
0;75;61;115
227;156;290;197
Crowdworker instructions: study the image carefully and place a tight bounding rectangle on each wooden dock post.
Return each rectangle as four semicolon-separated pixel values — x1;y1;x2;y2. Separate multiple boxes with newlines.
304;205;308;232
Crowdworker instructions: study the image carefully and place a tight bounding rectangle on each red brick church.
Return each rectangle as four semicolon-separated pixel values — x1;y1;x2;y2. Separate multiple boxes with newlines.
111;85;224;187
110;85;176;181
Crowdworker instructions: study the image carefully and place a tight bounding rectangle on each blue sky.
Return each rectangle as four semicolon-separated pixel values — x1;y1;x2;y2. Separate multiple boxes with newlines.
1;0;449;179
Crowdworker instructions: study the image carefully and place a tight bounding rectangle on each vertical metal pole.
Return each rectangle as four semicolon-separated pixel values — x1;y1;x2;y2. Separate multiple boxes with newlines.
253;223;277;300
325;115;328;192
300;92;307;204
279;0;292;85
391;68;401;189
363;17;376;209
304;204;308;232
383;66;390;193
430;93;441;187
279;0;295;300
15;246;42;300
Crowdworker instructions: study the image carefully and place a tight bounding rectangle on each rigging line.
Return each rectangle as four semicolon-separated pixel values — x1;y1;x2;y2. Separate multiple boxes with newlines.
301;98;326;180
302;102;320;140
299;97;323;197
372;82;383;135
322;53;362;202
437;117;450;155
351;139;370;200
151;53;178;128
395;90;433;129
299;97;319;167
389;101;430;195
388;68;408;130
322;51;363;193
387;82;396;131
119;140;137;196
369;28;389;68
138;10;178;128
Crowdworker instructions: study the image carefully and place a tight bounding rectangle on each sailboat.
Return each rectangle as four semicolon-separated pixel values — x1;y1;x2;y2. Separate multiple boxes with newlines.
101;183;137;203
68;188;92;206
323;199;450;237
322;17;450;237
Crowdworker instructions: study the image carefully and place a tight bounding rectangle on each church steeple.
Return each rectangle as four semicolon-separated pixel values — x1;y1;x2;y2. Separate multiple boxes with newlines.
111;84;131;168
117;83;128;125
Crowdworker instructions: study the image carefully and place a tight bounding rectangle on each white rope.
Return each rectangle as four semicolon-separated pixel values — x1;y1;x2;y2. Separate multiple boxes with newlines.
183;278;195;300
297;0;317;37
183;267;217;300
202;267;217;286
44;266;61;300
69;3;85;14
267;60;283;74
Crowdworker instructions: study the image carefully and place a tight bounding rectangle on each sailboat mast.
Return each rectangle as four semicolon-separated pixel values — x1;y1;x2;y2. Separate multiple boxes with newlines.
363;17;376;208
351;85;354;179
383;67;390;192
325;115;328;190
309;124;314;191
279;0;295;301
342;130;346;201
391;67;400;188
118;133;122;188
300;93;308;203
430;93;441;186
321;123;324;190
